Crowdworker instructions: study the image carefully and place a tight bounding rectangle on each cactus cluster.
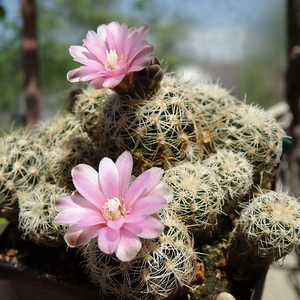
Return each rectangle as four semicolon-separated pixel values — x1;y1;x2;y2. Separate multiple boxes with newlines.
0;49;297;300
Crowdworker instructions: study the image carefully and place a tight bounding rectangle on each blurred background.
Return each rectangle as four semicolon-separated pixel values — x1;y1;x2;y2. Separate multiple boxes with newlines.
0;0;286;132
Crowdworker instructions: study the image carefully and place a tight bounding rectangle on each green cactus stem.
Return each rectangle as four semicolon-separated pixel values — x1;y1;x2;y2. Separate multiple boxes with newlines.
227;190;300;280
18;182;69;246
163;161;224;237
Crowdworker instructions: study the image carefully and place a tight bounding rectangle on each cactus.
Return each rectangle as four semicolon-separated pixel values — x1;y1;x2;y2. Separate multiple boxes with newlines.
18;182;69;246
83;209;198;300
202;149;254;211
72;86;113;140
227;190;300;280
48;135;98;190
97;74;206;174
0;21;294;300
163;161;224;236
0;129;49;217
209;103;286;176
35;110;85;150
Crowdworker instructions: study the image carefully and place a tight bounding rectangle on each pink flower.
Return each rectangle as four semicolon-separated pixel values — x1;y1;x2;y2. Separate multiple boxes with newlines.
54;151;172;262
67;21;154;89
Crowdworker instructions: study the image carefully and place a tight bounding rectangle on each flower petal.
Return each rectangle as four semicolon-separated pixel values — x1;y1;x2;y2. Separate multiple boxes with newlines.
89;77;106;89
130;195;167;216
115;151;133;198
64;224;100;247
97;227;120;254
115;229;142;261
55;194;99;212
98;157;119;199
123;215;164;239
67;67;99;82
54;208;103;225
107;218;124;230
77;215;106;227
125;167;164;207
147;181;173;203
123;214;146;223
102;75;125;88
72;164;106;209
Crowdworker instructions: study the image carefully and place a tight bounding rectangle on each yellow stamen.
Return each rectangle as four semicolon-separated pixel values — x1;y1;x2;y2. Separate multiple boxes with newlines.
105;50;122;70
102;197;127;221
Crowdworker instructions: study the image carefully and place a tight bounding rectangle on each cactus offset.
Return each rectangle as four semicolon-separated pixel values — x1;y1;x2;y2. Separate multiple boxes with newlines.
227;190;300;280
163;161;224;236
202;149;253;211
18;182;69;246
209;103;286;176
0;129;49;217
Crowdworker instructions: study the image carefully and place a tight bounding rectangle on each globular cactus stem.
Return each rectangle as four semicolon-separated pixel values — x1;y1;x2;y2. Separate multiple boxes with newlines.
227;190;300;280
97;74;206;174
209;103;286;178
0;128;49;218
83;209;198;300
202;149;254;212
163;161;224;238
18;182;69;246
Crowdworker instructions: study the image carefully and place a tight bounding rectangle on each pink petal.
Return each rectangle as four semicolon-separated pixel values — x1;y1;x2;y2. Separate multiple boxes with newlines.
115;151;133;198
126;25;149;59
98;157;119;199
107;218;124;230
55;195;99;212
64;224;100;247
54;208;103;225
147;181;173;203
115;23;129;56
115;229;142;261
97;227;120;254
125;167;164;207
102;74;125;88
123;215;164;239
69;45;90;59
77;215;106;227
89;77;106;89
72;164;106;209
106;21;122;36
73;56;103;70
83;30;107;62
129;195;167;216
123;215;147;223
105;26;117;50
67;67;100;82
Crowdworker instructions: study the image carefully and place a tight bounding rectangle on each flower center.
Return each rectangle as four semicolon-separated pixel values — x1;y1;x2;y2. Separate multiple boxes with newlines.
104;50;124;70
102;197;127;221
